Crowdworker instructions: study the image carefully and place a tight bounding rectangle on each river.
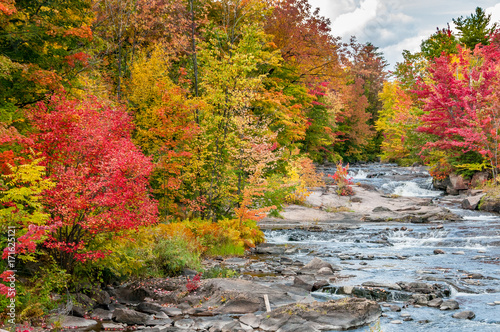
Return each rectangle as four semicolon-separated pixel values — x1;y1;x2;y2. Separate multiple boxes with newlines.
264;163;500;331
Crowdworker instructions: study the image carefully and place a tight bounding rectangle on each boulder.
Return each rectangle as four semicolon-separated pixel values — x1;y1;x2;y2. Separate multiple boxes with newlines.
452;310;475;320
478;188;500;212
440;299;459;310
137;302;165;314
259;298;381;331
433;177;451;191
433;249;446;255
300;257;341;274
462;194;484;210
471;171;489;187
239;313;261;328
71;293;96;317
113;308;151;325
427;298;443;307
90;308;113;321
448;173;469;191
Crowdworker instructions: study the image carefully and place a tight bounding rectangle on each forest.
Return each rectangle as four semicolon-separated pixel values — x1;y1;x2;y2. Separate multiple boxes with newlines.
0;0;499;326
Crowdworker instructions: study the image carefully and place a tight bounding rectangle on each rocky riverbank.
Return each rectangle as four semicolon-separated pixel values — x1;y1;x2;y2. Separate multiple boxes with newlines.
20;169;500;332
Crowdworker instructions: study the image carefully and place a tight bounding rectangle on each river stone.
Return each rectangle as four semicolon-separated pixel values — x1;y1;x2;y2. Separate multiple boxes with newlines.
161;307;182;316
138;302;165;314
293;275;316;291
390;320;402;324
260;298;381;331
56;315;98;329
113;308;151;325
312;280;329;291
495;301;500;305
452;311;475;320
219;295;262;314
440;299;459;310
449;173;469;191
317;267;334;275
90;308;113;320
427;298;443;307
173;318;195;329
390;305;402;312
462;195;484;210
239;313;261;328
361;282;402;291
433;249;445;255
102;323;126;330
301;257;340;272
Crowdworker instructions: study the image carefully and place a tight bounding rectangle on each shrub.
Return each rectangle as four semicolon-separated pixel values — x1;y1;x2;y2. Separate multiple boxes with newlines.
328;162;354;196
149;238;201;276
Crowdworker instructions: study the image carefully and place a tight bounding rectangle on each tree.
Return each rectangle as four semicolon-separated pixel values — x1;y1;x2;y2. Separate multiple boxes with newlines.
453;7;497;49
421;25;458;60
29;95;158;272
0;0;93;110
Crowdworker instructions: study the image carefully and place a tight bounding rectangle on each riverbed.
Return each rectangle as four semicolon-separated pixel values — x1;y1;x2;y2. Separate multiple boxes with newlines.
262;163;500;331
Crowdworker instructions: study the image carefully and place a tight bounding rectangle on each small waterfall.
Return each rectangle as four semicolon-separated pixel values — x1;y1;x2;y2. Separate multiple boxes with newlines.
381;180;442;197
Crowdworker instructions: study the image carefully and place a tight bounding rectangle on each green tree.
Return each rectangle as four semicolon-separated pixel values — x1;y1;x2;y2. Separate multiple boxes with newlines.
453;7;497;49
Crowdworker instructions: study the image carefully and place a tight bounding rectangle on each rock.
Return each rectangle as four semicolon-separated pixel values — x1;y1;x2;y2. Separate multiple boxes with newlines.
462;195;485;210
495;301;500;305
174;318;195;329
452;311;475;320
433;249;445;255
427;298;443;307
390;320;402;324
440;300;459;310
115;286;154;304
138;302;165;314
403;317;413;321
89;289;111;306
113;308;151;325
317;267;334;275
154;311;169;319
90;308;113;321
433;176;451;191
293;275;315;291
361;282;402;291
343;286;354;295
471;172;489;187
373;206;391;212
72;293;96;317
453;251;465;255
448;173;469;191
259;298;381;331
255;243;286;255
239;313;261;328
218;295;262;314
301;257;340;272
102;323;126;330
411;294;428;306
55;315;98;329
390;305;401;312
312;280;329;291
161;307;182;316
478;188;500;212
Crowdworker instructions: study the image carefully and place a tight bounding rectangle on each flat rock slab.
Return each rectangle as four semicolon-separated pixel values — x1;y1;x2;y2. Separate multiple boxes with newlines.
260;298;381;331
200;278;296;313
55;315;98;329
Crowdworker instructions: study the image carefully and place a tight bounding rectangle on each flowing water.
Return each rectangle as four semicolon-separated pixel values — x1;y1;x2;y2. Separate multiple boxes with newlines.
265;164;500;332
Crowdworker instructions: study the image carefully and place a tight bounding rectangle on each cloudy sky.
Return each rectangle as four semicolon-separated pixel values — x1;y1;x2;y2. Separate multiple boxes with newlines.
308;0;500;70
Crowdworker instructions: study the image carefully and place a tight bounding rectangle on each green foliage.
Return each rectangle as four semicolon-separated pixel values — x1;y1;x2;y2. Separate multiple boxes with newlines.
202;266;239;279
453;7;497;49
149;238;202;276
449;151;488;179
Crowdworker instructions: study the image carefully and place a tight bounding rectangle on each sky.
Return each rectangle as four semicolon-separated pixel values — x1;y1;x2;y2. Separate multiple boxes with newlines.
308;0;500;71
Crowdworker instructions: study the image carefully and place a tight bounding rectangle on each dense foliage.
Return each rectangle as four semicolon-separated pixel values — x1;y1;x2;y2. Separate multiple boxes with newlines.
7;0;499;327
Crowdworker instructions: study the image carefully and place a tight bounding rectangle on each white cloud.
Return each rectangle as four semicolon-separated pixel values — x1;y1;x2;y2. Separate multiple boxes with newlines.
486;3;500;24
331;0;379;37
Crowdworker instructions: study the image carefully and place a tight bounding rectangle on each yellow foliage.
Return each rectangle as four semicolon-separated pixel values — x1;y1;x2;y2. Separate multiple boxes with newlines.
285;156;324;204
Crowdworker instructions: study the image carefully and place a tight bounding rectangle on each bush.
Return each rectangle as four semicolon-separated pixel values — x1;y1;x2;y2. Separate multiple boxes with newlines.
203;266;238;279
149;238;201;276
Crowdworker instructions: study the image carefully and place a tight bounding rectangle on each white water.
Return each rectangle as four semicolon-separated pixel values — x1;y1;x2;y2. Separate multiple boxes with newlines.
382;180;442;197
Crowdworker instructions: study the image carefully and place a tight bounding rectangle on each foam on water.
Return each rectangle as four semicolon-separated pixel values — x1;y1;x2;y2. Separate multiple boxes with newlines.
382;181;442;197
349;169;368;179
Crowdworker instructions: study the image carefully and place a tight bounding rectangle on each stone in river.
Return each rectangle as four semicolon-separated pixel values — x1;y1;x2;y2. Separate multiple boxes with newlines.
390;320;403;324
390;305;402;312
452;311;475;320
440;299;459;310
453;251;465;255
433;249;445;255
428;298;443;307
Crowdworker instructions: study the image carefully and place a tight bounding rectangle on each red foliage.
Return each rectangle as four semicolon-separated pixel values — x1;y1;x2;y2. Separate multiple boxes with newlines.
186;273;201;292
28;94;158;270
